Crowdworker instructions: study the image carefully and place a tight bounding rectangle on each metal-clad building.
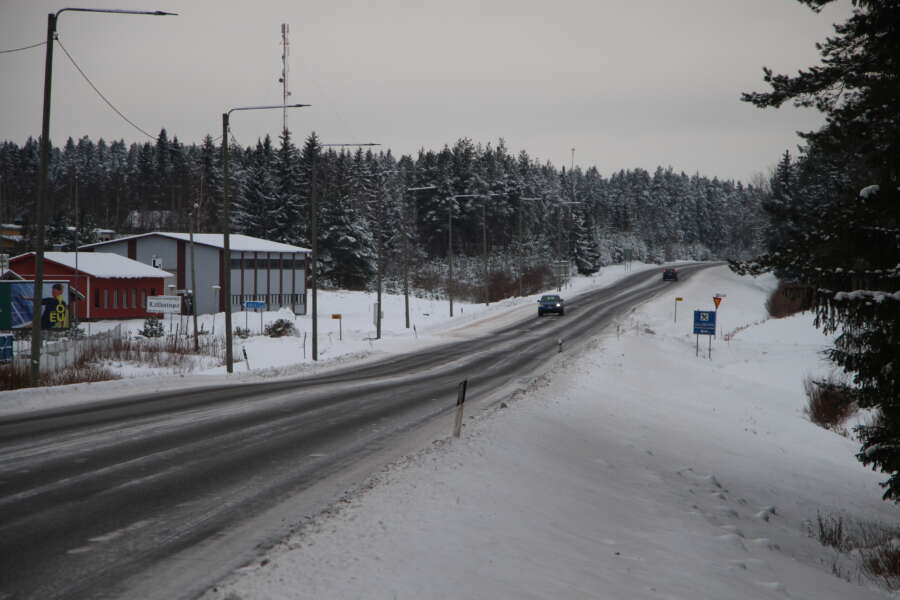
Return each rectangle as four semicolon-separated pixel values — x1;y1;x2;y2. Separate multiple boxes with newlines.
80;232;310;316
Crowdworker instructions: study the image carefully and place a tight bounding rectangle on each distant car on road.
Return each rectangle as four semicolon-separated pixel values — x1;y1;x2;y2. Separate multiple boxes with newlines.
662;268;678;281
538;294;565;317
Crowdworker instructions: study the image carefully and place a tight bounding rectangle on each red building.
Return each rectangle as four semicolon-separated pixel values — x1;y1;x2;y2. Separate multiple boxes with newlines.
9;252;173;320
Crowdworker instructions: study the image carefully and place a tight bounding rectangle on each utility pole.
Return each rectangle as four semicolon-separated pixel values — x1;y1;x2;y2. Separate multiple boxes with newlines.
189;199;199;352
482;200;489;306
221;103;309;373
310;161;319;360
375;185;384;339
29;7;176;385
448;200;454;318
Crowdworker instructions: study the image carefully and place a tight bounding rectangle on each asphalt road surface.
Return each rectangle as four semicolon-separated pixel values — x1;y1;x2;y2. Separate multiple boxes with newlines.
0;263;715;600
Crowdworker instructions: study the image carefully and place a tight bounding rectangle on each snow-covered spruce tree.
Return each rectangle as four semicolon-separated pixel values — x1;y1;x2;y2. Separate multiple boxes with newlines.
196;135;224;233
739;0;900;498
317;149;375;289
571;207;600;275
233;136;277;238
271;129;304;245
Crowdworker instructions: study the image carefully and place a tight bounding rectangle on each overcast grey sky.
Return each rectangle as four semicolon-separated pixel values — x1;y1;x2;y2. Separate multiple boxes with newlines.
0;0;849;182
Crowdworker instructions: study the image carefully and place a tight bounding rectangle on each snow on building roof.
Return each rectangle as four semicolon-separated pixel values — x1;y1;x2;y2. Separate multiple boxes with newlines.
13;252;173;279
80;232;311;254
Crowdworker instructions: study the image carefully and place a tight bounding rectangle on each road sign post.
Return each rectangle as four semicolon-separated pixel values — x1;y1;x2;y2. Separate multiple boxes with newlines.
693;310;716;359
243;300;266;335
713;295;723;336
675;297;683;323
332;313;342;340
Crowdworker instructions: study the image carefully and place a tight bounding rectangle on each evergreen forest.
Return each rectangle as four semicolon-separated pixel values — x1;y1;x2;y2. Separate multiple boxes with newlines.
0;130;766;294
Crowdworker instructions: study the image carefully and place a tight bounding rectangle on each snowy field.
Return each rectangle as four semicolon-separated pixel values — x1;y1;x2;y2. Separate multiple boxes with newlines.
0;263;657;416
199;266;898;600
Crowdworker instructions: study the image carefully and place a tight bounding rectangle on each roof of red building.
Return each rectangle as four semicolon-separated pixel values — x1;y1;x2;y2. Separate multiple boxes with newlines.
12;252;173;279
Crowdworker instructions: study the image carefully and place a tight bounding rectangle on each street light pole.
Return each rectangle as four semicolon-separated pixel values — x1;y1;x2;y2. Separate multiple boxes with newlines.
221;103;309;372
30;7;176;386
189;201;199;351
448;198;454;317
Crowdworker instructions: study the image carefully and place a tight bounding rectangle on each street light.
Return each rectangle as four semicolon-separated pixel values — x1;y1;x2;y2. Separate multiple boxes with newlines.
222;103;310;373
189;201;199;351
29;6;176;385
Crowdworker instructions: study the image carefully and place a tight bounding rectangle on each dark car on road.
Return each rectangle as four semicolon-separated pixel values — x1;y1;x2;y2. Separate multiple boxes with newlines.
662;268;678;281
538;294;565;317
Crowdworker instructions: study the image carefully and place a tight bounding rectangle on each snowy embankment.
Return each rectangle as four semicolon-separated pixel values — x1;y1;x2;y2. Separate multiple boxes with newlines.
201;266;896;600
0;264;657;416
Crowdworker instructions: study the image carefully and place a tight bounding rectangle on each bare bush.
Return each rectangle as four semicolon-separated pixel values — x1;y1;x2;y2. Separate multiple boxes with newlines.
804;375;857;430
520;265;554;296
766;280;815;318
862;543;900;589
264;318;296;338
815;511;849;551
811;511;900;590
0;357;119;390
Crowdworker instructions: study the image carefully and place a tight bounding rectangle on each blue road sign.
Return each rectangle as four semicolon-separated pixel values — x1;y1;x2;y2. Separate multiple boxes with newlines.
693;310;716;335
243;300;266;310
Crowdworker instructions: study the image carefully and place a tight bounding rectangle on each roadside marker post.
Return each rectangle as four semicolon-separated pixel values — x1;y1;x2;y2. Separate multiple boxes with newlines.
242;346;250;370
453;379;468;438
332;314;342;340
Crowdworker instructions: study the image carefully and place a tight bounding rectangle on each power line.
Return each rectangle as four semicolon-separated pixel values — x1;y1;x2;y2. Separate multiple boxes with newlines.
56;36;158;141
0;40;46;54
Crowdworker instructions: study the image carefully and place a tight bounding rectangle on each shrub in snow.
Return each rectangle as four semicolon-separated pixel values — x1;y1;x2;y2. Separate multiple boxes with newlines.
264;318;296;338
804;375;857;431
140;317;164;338
234;327;250;339
766;280;814;318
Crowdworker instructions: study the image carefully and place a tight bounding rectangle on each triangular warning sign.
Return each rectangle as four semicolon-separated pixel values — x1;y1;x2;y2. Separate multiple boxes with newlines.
713;296;722;309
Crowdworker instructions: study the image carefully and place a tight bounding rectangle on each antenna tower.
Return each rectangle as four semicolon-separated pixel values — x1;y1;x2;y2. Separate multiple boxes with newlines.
280;23;291;134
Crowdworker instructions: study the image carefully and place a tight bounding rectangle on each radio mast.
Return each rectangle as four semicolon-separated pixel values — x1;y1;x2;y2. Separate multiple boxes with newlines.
280;23;291;134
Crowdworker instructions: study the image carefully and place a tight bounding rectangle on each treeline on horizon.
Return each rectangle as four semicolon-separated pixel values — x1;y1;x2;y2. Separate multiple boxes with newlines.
0;130;767;289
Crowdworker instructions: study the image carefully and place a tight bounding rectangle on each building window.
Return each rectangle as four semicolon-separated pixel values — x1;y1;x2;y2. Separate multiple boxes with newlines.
112;288;118;309
132;288;137;309
103;289;108;309
141;290;146;308
94;288;100;308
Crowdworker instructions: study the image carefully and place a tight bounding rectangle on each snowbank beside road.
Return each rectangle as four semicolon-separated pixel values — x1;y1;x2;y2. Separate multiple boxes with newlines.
201;266;894;600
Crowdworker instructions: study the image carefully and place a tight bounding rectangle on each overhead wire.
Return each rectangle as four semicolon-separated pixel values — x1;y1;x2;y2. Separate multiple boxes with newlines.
56;36;159;141
0;40;46;54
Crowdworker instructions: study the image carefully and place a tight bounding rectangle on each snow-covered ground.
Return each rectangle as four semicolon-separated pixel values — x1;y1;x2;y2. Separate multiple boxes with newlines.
0;263;657;416
199;266;898;600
